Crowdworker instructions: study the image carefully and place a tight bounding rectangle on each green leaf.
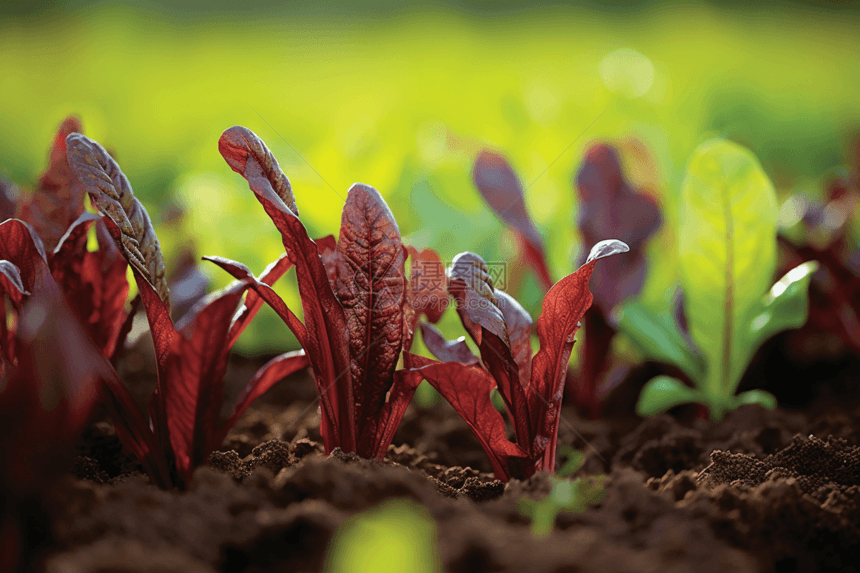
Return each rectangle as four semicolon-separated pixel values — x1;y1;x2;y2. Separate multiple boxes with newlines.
636;376;703;417
732;389;777;410
613;300;705;383
740;261;818;368
677;138;778;400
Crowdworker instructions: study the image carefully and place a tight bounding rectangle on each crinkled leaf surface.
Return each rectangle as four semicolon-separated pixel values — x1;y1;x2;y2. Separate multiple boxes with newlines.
66;133;171;312
678;138;778;398
333;183;406;454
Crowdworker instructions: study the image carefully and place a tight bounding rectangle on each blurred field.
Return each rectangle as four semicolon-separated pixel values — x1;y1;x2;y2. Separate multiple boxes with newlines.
1;0;858;354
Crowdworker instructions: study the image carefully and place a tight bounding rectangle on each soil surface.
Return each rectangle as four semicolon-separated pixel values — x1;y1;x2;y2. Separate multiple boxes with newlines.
22;343;860;573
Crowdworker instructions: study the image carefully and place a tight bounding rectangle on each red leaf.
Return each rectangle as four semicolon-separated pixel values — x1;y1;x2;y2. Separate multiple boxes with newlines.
51;214;130;357
333;183;406;456
446;251;532;446
218;125;299;216
218;127;352;452
204;256;307;349
403;246;447;351
15;116;86;252
403;352;528;481
495;290;533;386
367;367;425;460
529;240;628;469
0;219;55;298
224;350;310;433
162;280;252;485
225;253;294;348
472;150;553;290
316;234;339;288
419;322;478;365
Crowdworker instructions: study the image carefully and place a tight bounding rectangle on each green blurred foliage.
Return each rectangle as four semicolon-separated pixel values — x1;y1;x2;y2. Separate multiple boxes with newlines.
325;499;443;573
1;1;858;354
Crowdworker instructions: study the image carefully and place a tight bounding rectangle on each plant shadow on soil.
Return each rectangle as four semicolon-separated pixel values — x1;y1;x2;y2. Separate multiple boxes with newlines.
32;334;860;573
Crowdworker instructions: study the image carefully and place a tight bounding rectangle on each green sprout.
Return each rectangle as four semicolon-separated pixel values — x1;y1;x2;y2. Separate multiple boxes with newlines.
615;138;817;421
517;446;606;539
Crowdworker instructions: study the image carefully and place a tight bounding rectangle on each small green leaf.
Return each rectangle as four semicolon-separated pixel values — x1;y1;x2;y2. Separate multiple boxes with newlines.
614;301;704;383
556;446;585;478
677;138;778;400
636;376;703;417
740;261;818;369
732;389;777;410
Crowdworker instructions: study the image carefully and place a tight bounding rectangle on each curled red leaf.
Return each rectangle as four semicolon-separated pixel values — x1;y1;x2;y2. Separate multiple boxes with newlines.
218;126;299;217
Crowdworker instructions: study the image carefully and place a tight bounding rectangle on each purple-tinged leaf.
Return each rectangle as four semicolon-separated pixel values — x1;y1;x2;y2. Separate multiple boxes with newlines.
368;367;425;460
419;322;478;364
575;144;662;311
473;150;553;290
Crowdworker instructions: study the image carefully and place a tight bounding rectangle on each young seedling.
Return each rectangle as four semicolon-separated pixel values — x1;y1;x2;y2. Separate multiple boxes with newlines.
517;446;605;538
473;145;663;418
64;133;309;488
213;126;445;460
614;138;818;421
408;240;629;481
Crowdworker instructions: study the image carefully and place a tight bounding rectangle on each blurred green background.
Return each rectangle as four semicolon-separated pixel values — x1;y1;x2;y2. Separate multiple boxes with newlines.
2;0;858;354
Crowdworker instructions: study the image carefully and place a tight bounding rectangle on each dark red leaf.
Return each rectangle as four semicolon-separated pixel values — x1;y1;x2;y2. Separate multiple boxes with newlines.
224;253;294;348
316;234;338;288
15;116;86;252
217;127;352;451
574;144;662;311
0;261;28;307
224;350;310;433
473;150;553;290
0;219;55;298
333;183;406;455
162;279;253;485
495;290;533;385
529;240;628;469
51;214;130;357
167;247;210;323
367;367;425;460
204;256;307;348
218;125;299;216
419;322;478;364
403;352;528;481
403;246;447;351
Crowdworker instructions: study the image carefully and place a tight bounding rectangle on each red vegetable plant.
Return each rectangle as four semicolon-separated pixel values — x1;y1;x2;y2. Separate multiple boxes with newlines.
408;240;628;482
211;126;446;460
62;133;310;489
473;145;662;419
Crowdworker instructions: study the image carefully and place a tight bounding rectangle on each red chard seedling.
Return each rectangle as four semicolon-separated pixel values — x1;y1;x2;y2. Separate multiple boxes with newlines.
409;240;628;481
214;126;445;460
615;138;817;421
63;133;309;489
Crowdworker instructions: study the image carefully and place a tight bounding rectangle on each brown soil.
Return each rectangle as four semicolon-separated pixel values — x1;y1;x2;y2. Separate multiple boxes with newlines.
23;348;860;573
